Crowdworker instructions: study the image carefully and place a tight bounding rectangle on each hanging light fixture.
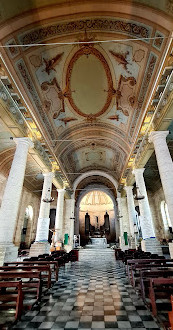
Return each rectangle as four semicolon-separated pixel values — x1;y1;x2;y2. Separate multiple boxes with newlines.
134;186;145;200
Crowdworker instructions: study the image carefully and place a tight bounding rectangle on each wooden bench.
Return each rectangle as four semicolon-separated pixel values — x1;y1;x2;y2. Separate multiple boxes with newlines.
169;295;173;329
4;260;58;282
149;278;173;316
0;265;51;289
130;261;173;287
139;269;173;302
0;271;41;309
126;258;168;284
0;280;23;321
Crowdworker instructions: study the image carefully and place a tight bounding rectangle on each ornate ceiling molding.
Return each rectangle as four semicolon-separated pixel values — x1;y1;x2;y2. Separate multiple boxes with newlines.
65;45;113;119
17;17;152;49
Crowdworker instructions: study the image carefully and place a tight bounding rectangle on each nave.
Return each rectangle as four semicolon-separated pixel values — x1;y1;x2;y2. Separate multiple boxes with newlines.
12;249;160;330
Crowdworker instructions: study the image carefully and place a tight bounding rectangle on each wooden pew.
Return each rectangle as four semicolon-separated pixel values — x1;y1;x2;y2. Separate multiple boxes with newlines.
0;265;51;289
130;262;173;287
0;271;41;309
0;280;23;321
169;295;173;329
126;258;168;284
4;260;58;282
139;269;173;302
149;278;173;316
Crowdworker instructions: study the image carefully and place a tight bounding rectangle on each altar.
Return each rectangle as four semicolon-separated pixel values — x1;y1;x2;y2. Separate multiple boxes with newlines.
90;237;107;248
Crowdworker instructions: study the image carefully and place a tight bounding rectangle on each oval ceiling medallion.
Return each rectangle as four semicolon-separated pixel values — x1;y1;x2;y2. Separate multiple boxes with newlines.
65;46;113;118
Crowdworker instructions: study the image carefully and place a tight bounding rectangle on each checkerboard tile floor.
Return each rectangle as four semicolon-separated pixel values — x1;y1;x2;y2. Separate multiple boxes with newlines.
12;249;163;330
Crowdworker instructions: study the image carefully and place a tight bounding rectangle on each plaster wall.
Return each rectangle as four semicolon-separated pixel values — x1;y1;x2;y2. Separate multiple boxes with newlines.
13;188;40;247
147;187;167;240
0;174;7;207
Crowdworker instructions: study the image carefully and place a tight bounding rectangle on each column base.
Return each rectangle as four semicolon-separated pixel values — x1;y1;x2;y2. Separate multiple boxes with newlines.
130;237;136;249
64;244;73;253
141;238;163;256
0;243;18;266
29;242;50;257
119;236;129;251
169;242;173;258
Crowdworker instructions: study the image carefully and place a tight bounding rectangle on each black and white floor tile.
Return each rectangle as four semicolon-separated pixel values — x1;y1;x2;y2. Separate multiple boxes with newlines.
12;249;163;330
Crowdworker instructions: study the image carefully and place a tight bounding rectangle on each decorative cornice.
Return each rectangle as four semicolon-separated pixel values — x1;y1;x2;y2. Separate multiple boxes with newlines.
18;17;152;48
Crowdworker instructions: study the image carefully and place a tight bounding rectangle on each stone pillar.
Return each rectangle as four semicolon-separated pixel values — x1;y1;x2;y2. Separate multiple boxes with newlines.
55;189;65;247
120;196;130;250
149;131;173;225
63;197;75;253
0;137;34;265
125;186;136;248
69;197;75;248
29;172;54;256
133;169;162;255
149;131;173;257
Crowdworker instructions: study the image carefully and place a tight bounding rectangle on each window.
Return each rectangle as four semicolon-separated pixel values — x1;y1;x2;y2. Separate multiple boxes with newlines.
161;201;172;229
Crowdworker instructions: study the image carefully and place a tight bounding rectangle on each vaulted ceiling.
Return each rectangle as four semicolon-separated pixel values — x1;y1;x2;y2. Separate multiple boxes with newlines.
0;0;173;194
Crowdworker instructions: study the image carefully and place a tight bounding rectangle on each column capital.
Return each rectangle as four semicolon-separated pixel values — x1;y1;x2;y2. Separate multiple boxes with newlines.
43;172;54;179
149;131;169;144
117;192;121;199
57;188;65;194
13;137;34;149
132;168;145;176
124;185;133;192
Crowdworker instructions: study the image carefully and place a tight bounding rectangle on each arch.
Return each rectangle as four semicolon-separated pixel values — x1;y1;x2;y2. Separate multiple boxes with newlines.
76;184;117;210
161;200;172;228
73;170;118;193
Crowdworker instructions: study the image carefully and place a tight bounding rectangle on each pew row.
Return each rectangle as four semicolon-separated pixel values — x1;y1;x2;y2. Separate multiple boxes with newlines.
0;271;41;309
0;265;51;289
4;260;58;282
0;281;23;321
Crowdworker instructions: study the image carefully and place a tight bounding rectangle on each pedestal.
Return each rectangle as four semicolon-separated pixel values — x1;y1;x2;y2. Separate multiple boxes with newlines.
29;242;50;257
169;242;173;258
0;244;18;266
130;237;136;249
90;238;107;249
141;238;163;256
64;244;73;253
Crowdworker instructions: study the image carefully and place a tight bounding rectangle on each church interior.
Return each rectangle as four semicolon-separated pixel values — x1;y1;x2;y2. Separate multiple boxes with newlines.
1;0;173;329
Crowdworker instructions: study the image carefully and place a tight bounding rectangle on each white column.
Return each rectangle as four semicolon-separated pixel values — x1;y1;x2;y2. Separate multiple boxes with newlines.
35;172;54;242
117;193;124;238
132;169;162;255
55;189;65;243
121;196;131;250
69;197;75;247
149;131;173;227
29;172;54;257
0;137;33;264
124;186;136;237
132;168;155;239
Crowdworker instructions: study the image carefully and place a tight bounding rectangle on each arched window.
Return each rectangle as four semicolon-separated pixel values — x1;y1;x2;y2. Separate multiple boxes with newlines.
20;205;33;248
161;201;172;230
25;205;33;220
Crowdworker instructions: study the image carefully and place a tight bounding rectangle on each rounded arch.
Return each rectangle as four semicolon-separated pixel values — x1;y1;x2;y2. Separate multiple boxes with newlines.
76;184;117;210
161;200;172;228
73;170;118;193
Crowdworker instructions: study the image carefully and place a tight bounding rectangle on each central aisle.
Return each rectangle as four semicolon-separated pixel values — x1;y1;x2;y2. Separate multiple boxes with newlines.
14;249;161;329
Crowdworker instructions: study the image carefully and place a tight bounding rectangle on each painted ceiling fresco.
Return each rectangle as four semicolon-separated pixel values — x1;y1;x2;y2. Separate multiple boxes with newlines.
0;3;172;187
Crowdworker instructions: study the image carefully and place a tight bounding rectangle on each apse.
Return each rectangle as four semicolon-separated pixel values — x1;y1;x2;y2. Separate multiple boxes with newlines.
77;190;117;245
